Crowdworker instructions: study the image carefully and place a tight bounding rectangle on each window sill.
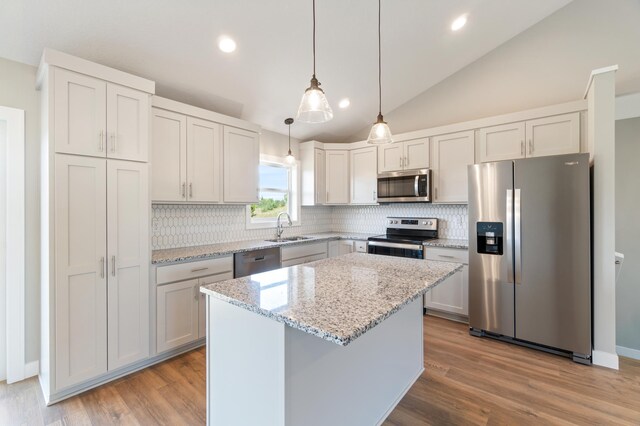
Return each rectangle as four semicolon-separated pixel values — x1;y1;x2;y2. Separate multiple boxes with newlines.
245;220;301;231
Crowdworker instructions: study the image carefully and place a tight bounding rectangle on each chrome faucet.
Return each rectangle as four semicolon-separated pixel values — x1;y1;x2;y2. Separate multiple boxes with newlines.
276;212;292;238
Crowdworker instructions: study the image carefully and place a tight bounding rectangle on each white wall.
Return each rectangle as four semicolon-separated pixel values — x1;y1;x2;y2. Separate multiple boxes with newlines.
259;128;300;160
0;57;40;364
350;0;640;141
0;120;6;380
615;117;640;356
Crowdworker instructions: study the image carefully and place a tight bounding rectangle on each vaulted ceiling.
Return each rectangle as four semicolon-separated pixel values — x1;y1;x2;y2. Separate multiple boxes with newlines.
0;0;572;141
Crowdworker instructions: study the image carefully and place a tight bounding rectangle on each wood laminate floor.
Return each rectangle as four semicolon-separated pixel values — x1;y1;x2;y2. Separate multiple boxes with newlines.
2;316;639;425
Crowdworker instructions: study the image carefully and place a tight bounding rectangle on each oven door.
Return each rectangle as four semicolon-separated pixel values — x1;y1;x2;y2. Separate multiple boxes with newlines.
367;241;425;259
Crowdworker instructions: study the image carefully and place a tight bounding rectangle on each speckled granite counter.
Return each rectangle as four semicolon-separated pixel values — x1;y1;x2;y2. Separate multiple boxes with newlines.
151;232;378;264
201;252;462;346
423;238;469;249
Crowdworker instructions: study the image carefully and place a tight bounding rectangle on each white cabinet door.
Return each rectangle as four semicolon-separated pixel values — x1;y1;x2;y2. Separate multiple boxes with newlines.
151;108;187;202
106;160;149;371
223;126;260;203
378;143;403;172
338;240;355;255
403;138;429;170
157;279;199;353
198;272;234;339
350;147;378;204
187;117;222;203
478;122;525;162
424;265;468;316
54;155;107;390
526;112;580;158
432;131;475;204
54;68;107;158
106;83;149;162
325;150;349;204
315;149;326;205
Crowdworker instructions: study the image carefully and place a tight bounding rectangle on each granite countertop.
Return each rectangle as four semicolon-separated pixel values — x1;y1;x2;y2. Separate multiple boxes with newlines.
151;232;378;264
200;253;462;346
423;238;469;250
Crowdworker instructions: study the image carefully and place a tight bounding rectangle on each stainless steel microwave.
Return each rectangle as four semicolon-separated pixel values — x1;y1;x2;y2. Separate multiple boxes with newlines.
376;169;431;203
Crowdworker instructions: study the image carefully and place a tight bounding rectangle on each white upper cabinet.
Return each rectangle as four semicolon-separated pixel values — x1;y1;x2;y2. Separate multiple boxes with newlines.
106;160;149;371
54;154;107;390
151;108;187;202
526;112;580;158
54;68;107;157
431;131;475;204
478;122;525;162
223;126;260;203
187;117;222;203
106;83;149;162
350;146;378;204
300;144;326;206
53;68;149;161
378;138;429;172
479;112;580;162
325;150;350;204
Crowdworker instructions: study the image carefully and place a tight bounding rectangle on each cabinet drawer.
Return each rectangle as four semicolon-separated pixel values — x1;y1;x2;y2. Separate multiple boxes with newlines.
156;255;233;285
354;241;368;253
425;247;468;264
281;242;328;262
281;252;327;268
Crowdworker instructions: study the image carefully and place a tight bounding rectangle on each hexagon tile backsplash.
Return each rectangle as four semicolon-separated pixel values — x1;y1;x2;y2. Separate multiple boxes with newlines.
151;204;468;250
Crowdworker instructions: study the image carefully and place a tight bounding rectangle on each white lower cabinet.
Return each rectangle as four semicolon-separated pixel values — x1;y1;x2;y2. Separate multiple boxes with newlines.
155;256;234;352
328;240;355;257
52;155;150;391
281;242;328;267
424;248;469;318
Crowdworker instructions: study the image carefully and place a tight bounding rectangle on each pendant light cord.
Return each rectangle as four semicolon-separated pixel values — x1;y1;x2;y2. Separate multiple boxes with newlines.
288;123;291;150
378;0;382;115
313;0;316;77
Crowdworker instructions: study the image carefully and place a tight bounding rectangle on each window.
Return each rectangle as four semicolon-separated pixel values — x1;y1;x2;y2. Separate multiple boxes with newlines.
246;155;299;229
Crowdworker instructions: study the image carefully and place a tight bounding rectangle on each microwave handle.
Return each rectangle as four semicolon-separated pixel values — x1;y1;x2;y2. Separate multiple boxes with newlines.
414;176;419;197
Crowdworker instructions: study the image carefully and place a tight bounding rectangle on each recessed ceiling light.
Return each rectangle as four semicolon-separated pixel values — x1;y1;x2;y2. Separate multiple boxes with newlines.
339;98;350;109
451;14;468;32
218;36;237;53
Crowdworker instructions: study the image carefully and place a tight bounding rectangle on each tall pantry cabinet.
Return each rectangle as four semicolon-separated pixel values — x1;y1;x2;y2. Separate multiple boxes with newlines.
37;49;154;403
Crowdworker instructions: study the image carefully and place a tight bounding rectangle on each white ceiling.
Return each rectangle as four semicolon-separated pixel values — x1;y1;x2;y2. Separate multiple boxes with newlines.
0;0;572;142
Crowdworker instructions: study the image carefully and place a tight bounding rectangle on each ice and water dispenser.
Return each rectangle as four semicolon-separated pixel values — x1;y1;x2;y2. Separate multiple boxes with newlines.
476;222;503;255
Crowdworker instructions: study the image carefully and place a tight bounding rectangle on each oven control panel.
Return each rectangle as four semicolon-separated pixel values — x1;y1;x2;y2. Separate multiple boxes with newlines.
386;217;438;231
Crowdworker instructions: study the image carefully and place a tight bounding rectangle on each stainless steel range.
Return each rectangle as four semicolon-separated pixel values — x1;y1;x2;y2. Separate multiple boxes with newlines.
368;217;438;259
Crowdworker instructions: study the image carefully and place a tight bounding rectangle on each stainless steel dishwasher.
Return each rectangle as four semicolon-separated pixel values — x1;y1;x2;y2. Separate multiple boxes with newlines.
234;247;281;278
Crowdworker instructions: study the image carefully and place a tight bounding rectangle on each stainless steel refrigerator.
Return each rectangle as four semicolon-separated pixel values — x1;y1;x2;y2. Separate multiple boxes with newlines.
468;153;591;364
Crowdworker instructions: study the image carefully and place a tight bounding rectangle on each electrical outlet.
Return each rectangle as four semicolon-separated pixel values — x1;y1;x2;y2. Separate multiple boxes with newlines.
152;218;160;232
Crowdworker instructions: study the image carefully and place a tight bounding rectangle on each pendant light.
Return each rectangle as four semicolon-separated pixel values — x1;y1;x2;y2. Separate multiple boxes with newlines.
285;118;295;164
367;0;393;145
296;0;333;123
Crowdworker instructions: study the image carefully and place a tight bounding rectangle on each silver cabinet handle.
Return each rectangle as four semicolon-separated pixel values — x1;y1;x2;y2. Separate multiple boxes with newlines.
194;284;199;301
528;139;532;155
111;255;116;276
191;267;209;273
182;183;186;198
438;254;455;259
100;257;105;278
110;133;116;153
99;131;104;152
434;187;438;200
520;140;524;156
189;183;193;198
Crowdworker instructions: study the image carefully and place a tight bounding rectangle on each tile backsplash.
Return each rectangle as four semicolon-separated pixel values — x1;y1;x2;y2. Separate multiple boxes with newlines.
331;204;468;239
151;203;468;250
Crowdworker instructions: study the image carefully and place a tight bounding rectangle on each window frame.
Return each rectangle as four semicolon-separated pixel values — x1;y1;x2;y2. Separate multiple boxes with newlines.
245;154;301;230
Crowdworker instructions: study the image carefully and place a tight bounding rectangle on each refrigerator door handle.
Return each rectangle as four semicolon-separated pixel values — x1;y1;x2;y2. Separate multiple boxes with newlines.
506;189;514;283
514;188;522;285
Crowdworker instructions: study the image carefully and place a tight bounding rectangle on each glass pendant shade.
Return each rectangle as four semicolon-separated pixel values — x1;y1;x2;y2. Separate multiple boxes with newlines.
286;149;296;164
296;77;333;123
367;114;393;145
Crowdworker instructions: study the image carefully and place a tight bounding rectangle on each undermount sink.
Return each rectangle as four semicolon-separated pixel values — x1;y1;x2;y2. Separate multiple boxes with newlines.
265;236;313;243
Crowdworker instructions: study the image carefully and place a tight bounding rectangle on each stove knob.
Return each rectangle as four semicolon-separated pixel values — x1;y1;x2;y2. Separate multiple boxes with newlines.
428;221;433;226
422;221;427;225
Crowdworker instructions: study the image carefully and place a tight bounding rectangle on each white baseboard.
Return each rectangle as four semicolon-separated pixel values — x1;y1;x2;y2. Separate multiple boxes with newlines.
617;345;640;361
24;361;39;379
592;350;619;370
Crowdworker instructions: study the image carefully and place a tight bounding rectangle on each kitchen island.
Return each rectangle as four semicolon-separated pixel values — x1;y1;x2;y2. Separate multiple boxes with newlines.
201;253;462;426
